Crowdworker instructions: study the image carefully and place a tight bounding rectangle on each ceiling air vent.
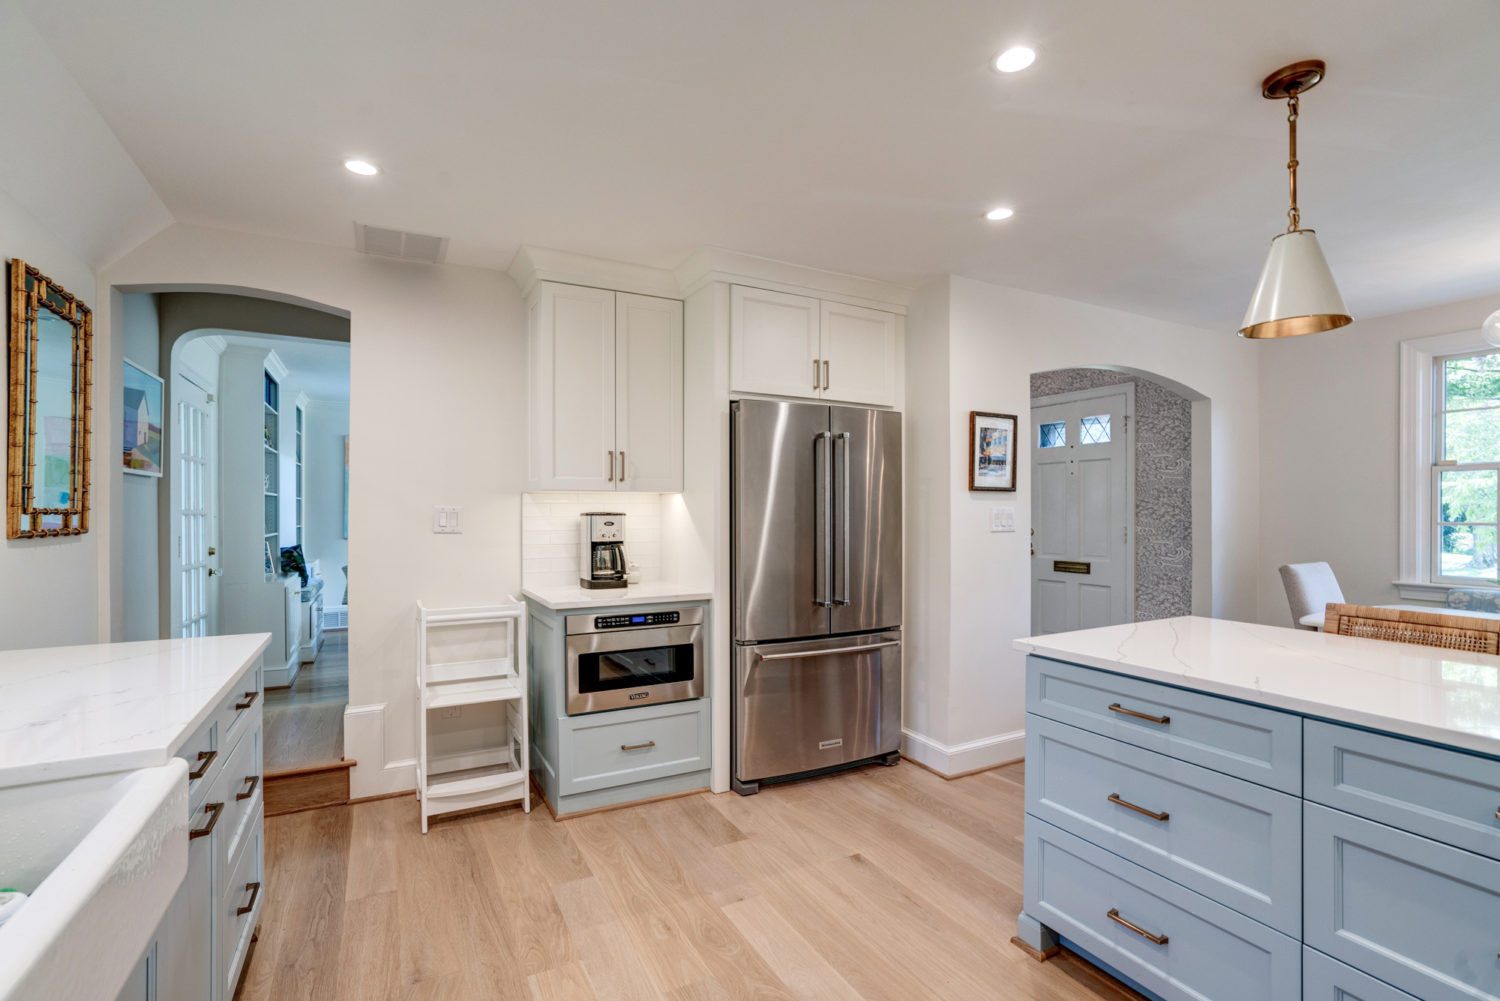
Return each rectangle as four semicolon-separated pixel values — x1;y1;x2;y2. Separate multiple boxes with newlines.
353;223;449;264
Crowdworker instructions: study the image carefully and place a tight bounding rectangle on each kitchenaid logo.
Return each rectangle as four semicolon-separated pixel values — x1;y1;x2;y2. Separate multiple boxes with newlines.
818;738;843;750
629;692;649;700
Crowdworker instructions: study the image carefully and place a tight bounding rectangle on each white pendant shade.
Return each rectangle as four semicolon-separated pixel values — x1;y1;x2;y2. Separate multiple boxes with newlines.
1239;229;1352;338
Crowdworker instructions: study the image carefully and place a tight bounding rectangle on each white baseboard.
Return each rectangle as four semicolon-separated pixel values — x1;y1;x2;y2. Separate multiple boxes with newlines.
901;727;1025;777
344;702;418;799
264;657;299;689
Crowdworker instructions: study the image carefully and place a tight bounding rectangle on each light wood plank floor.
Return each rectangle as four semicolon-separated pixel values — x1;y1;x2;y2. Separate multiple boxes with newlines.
236;760;1143;1001
264;631;348;771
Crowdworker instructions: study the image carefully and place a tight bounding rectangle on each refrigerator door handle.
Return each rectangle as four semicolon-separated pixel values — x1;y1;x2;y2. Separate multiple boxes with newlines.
835;431;851;606
753;639;901;664
815;431;833;608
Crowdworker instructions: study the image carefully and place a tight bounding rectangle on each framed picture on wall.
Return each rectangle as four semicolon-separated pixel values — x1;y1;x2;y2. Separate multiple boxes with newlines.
122;359;164;477
969;411;1017;491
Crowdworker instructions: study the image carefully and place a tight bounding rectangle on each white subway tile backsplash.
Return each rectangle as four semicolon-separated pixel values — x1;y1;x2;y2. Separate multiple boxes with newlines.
522;492;672;588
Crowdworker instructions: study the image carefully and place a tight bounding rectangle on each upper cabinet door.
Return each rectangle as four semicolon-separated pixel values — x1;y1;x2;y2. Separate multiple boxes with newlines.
819;301;898;408
529;282;616;490
615;293;684;492
730;285;822;399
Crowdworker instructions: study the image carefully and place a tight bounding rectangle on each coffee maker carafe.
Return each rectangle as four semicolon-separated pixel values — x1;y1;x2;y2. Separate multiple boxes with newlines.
579;512;627;589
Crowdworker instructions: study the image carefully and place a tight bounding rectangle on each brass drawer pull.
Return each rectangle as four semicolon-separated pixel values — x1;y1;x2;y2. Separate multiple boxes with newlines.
190;801;224;840
236;775;261;801
607;450;615;482
1109;793;1170;822
235;691;259;711
1108;703;1170;725
236;881;262;916
823;360;830;391
1106;908;1168;946
620;740;656;751
188;749;218;781
813;359;821;390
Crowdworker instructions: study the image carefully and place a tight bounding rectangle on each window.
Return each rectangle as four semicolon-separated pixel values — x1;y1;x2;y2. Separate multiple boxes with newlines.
1079;414;1112;445
1039;421;1066;448
1434;352;1500;582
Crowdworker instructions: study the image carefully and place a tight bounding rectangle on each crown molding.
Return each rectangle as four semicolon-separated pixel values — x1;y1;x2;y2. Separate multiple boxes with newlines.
198;333;229;355
674;247;913;313
263;348;290;382
507;245;680;300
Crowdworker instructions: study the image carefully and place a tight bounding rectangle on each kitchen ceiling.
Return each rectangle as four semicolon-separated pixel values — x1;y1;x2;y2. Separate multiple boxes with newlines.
17;0;1500;330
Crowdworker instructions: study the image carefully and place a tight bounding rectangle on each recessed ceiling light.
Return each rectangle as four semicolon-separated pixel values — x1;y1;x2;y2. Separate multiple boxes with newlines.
985;207;1015;221
994;46;1036;73
344;159;379;176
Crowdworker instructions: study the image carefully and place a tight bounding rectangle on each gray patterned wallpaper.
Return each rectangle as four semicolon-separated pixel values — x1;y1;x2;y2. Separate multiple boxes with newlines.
1030;369;1193;621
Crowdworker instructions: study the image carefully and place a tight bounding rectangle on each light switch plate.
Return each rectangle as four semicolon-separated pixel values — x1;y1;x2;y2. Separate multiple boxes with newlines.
991;506;1016;533
433;506;463;534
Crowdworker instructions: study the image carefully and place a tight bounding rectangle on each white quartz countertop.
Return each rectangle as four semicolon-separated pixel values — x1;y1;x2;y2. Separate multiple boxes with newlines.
520;582;713;611
1016;616;1500;757
0;633;271;788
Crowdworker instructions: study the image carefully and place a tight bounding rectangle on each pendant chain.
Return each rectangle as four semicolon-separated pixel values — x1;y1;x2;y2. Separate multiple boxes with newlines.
1286;90;1301;233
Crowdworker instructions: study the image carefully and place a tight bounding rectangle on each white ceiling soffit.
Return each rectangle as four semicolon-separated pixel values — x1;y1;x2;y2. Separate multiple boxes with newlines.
17;0;1500;329
0;0;172;268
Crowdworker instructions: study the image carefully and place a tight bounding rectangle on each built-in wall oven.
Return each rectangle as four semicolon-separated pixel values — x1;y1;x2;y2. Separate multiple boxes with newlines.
565;606;704;715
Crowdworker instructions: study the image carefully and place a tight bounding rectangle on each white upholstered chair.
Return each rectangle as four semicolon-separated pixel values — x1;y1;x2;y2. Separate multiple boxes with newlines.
1278;562;1346;631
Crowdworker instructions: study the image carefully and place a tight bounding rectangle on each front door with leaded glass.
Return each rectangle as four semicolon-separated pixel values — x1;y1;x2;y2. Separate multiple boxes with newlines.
1030;385;1134;634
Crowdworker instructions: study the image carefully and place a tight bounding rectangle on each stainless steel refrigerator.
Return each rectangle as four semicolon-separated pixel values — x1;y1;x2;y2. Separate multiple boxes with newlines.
731;398;902;794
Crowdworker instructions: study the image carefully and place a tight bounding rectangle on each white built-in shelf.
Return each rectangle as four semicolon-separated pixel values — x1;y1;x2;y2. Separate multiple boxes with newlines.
415;599;530;832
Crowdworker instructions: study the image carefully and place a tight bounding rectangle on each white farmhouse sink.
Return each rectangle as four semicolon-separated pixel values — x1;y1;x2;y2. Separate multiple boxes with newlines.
0;759;188;1001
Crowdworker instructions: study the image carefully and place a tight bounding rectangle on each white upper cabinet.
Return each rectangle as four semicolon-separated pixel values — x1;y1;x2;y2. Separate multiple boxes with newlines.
730;286;821;399
616;293;684;492
529;282;683;492
820;300;898;407
730;285;898;407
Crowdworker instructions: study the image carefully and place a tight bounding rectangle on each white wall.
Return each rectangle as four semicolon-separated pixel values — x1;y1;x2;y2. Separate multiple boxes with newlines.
302;399;349;598
902;275;1263;773
0;185;103;651
520;493;664;588
102;223;524;798
1257;291;1500;625
120;292;160;640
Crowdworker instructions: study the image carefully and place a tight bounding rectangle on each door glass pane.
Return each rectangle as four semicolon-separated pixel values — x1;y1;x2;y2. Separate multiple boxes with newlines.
1039;421;1066;448
1440;469;1498;524
1079;415;1111;445
1442;524;1499;579
1444;409;1500;464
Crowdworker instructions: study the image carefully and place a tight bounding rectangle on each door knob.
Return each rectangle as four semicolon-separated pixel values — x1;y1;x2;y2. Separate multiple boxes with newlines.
207;546;216;556
208;568;220;577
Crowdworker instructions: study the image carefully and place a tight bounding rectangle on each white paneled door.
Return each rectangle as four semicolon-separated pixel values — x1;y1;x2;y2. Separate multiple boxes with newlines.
1030;386;1134;635
172;375;218;638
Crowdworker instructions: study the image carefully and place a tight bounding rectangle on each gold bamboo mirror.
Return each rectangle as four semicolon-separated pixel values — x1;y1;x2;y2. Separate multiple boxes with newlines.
7;259;92;539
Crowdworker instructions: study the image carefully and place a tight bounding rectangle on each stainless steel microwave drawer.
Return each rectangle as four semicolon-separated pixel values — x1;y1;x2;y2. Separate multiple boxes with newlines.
1026;655;1302;794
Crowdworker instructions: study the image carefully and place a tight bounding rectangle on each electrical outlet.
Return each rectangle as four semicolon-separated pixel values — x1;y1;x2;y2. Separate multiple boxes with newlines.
433;506;463;534
991;506;1016;533
442;706;462;719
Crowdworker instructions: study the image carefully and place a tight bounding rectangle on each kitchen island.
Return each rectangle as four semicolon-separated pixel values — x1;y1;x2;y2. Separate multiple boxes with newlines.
1013;616;1500;1001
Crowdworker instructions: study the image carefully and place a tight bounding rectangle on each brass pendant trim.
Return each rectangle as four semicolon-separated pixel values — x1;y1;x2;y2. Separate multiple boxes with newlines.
1239;312;1353;340
1262;59;1326;100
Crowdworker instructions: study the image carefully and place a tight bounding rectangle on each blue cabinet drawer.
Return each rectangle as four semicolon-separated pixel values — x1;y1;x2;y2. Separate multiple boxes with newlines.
1304;948;1419;1001
1027;656;1301;793
1306;719;1500;860
560;699;709;796
1305;803;1500;1001
1025;817;1301;1001
1026;715;1301;934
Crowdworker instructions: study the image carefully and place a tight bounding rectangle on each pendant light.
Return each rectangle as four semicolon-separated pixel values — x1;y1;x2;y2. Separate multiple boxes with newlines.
1240;59;1352;339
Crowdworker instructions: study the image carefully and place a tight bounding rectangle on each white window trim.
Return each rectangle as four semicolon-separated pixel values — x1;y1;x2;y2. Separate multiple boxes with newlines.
1397;325;1494;600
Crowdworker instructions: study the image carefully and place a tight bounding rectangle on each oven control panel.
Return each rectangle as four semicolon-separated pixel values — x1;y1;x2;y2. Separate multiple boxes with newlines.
594;611;681;629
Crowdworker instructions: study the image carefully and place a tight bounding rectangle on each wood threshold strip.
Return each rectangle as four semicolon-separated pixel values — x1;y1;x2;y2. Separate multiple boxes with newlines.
264;758;357;780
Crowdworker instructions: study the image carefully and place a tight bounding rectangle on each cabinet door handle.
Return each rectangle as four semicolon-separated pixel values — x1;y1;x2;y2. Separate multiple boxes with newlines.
1107;702;1170;725
237;775;261;801
813;359;821;390
188;749;218;781
620;740;656;751
190;801;224;840
235;691;259;711
618;451;626;483
1108;793;1170;822
823;360;830;391
607;450;615;482
1106;908;1168;945
236;881;262;916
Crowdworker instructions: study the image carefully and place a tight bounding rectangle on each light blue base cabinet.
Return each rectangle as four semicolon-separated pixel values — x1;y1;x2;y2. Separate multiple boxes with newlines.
1018;654;1500;1001
526;598;712;816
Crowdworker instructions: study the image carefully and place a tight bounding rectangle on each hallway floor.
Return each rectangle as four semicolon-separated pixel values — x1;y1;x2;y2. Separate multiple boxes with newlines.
264;630;347;771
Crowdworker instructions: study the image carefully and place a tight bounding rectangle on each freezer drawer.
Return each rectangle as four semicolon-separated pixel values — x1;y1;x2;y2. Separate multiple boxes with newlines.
734;631;901;783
